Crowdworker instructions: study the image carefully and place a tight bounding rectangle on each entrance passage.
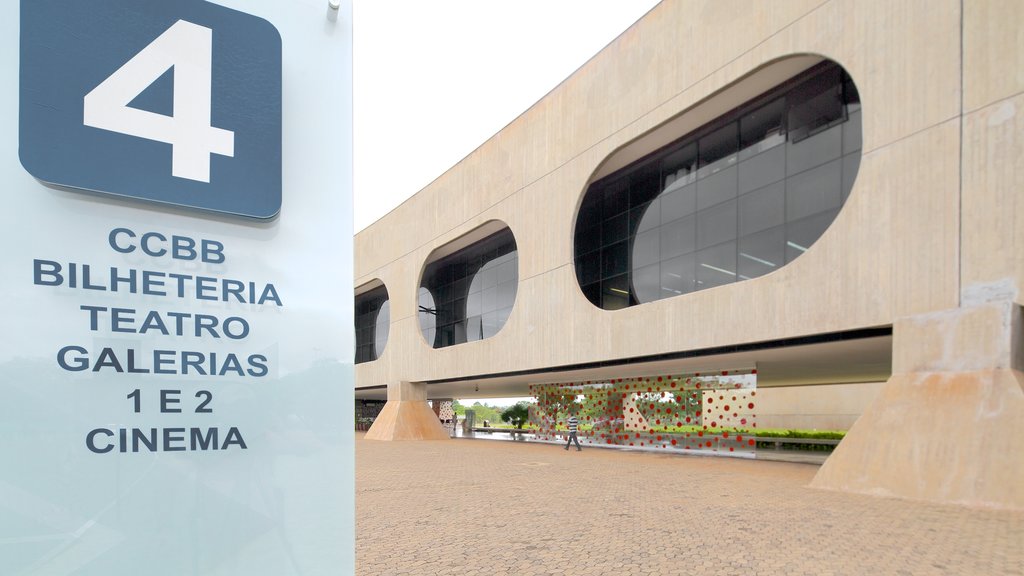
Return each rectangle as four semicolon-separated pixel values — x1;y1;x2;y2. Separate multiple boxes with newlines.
529;369;758;456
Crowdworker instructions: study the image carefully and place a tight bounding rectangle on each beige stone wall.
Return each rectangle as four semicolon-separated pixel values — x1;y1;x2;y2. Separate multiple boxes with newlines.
961;0;1024;306
754;382;885;431
355;0;986;388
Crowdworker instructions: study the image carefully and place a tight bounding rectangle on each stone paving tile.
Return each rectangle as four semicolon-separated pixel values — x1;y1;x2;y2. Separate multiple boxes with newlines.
356;434;1023;576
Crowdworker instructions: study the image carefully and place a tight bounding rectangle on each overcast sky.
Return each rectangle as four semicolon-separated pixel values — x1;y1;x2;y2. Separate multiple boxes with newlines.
352;0;660;232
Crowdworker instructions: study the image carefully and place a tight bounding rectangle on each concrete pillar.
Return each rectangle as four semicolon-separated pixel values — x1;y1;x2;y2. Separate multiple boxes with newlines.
811;299;1024;509
364;381;450;441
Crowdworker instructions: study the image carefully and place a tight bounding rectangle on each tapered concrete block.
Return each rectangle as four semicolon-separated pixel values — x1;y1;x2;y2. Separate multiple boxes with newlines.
811;369;1024;509
364;382;450;441
812;301;1024;509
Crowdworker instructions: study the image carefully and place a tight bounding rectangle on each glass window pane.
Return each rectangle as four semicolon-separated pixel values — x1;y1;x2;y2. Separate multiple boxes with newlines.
786;158;842;221
661;253;695;297
739;98;785;159
482;311;499;339
433;281;453;305
630;163;661;208
602;274;630;310
662;143;698;192
482;286;497;312
739;181;785;236
787;123;842;175
696;242;737;289
787;67;844;142
418;287;436;346
465;315;483;341
578;192;603;228
660;182;697;225
452;320;468;345
632;229;660;269
603;211;629;246
601;241;628;279
356;286;391;362
660;214;696;260
582;281;601;306
786;209;839;262
632;263;661;304
577;251;601;285
738;226;785;280
632;201;658;234
738;144;785;195
496;306;513;330
497;260;516;285
843;109;862;154
698;123;738;177
435;305;454;329
575;223;601;257
374;301;390;357
602;177;629;218
496;250;516;265
696;165;737;211
697;199;737;250
453;276;470;301
436;323;454;348
497;280;515;310
480;265;498;289
466;291;482;317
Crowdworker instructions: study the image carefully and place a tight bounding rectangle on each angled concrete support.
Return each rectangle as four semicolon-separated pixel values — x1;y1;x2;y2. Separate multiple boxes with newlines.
812;299;1024;509
364;381;450;441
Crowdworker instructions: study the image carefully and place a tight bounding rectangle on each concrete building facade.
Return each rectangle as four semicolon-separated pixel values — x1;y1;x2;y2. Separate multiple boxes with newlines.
354;0;1024;509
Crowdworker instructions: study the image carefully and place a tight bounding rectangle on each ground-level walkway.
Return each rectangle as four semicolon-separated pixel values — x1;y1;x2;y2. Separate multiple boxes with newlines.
356;433;1022;576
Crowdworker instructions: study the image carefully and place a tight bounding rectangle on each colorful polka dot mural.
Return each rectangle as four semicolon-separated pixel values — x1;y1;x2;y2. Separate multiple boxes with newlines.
527;369;757;457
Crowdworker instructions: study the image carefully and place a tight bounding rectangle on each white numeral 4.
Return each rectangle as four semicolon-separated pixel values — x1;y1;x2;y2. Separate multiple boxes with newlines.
83;20;234;183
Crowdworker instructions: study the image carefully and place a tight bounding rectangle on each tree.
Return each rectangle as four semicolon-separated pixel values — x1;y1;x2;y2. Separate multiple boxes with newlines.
500;401;531;429
470;402;501;424
451;399;465;416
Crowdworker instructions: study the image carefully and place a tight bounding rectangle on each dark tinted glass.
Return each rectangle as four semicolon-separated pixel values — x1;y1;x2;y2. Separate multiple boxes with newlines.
574;62;861;310
698;123;738;170
738;226;785;280
355;285;389;364
740;98;785;154
787;67;844;142
696;165;737;211
662;143;697;191
420;229;518;348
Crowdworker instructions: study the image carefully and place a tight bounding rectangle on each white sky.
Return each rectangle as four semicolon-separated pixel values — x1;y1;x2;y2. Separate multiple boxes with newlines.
353;0;661;232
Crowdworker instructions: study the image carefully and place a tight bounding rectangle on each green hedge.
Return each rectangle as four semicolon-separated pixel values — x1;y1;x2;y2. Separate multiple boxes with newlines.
749;428;845;440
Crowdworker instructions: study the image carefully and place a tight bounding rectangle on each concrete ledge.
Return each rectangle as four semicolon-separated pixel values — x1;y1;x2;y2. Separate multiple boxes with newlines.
894;301;1024;375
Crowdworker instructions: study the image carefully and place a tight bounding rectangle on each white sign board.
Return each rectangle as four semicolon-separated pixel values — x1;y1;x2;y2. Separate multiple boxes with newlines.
2;1;353;573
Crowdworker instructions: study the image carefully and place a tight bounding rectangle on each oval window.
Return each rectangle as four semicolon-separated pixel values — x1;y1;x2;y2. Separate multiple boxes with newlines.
575;61;861;309
355;283;389;363
419;226;518;348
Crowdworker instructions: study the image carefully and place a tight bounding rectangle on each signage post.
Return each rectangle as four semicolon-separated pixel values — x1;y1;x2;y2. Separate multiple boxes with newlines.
1;1;354;573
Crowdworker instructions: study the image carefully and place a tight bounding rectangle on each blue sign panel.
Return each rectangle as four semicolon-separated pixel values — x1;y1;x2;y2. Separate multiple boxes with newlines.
20;0;283;219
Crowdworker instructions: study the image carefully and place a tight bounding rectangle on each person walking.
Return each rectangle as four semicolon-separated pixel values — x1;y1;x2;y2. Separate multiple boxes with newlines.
564;412;581;452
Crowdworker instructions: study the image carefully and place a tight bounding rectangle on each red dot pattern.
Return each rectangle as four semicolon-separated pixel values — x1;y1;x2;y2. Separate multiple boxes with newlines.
526;370;757;456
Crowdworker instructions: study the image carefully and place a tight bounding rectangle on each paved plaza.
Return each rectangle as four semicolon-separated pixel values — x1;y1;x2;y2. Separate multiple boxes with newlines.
356;433;1022;576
